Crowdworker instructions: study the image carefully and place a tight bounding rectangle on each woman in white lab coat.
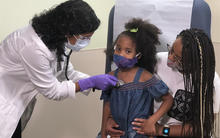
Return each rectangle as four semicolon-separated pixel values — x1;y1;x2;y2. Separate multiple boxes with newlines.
0;0;118;138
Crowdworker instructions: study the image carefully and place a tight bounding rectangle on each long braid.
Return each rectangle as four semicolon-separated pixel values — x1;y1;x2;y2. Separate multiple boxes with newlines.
195;35;204;137
179;28;215;137
197;30;215;137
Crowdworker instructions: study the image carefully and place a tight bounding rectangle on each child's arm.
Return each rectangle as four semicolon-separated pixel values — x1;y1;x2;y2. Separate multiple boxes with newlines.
149;92;173;125
132;93;173;135
101;101;110;138
100;71;116;138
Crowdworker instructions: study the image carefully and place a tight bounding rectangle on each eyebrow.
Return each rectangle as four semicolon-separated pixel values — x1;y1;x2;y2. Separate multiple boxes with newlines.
125;47;133;50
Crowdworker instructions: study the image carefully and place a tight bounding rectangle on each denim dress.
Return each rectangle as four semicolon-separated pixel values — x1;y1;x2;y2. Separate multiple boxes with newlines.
101;68;169;138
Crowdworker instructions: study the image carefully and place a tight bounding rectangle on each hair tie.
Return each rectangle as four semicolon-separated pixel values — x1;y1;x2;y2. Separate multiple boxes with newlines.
129;28;138;33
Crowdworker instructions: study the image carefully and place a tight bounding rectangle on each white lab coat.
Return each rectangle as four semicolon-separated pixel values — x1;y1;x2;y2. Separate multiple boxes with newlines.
154;52;220;125
0;25;90;138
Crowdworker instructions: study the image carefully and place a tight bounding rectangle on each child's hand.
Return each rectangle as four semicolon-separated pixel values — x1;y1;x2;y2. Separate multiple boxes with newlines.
132;118;157;136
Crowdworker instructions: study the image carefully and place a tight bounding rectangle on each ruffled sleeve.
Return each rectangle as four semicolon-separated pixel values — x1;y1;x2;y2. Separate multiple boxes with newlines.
100;90;111;101
147;79;169;99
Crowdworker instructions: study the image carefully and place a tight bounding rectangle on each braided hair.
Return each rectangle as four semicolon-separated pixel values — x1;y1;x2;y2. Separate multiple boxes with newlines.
32;0;100;62
179;28;215;137
106;18;161;73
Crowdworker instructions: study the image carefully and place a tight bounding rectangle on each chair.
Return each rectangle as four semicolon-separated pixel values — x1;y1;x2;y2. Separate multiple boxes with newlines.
105;0;211;73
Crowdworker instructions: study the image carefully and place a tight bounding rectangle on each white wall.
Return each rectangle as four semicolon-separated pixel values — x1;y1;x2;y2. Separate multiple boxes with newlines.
0;0;115;50
206;0;220;43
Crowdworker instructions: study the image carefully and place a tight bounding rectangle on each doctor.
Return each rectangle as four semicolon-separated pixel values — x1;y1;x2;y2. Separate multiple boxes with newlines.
0;0;118;138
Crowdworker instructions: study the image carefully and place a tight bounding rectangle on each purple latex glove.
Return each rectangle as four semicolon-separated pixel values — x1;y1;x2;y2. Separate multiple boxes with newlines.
78;74;118;91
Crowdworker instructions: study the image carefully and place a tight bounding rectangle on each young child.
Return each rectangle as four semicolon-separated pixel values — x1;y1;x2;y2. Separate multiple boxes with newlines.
100;18;173;138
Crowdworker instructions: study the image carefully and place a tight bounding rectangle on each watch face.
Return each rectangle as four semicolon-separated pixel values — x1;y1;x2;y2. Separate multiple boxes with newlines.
164;128;169;134
163;127;170;136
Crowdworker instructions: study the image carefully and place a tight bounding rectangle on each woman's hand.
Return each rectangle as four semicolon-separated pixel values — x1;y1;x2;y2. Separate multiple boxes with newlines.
132;118;158;136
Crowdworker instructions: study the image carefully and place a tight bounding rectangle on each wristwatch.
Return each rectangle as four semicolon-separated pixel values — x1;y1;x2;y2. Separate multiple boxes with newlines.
162;124;170;137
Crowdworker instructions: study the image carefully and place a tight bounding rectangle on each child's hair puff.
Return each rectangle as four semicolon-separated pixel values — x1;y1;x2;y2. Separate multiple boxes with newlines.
106;18;161;73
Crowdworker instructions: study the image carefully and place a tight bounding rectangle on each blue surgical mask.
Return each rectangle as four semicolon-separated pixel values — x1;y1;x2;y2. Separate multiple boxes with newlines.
65;36;90;51
113;54;138;69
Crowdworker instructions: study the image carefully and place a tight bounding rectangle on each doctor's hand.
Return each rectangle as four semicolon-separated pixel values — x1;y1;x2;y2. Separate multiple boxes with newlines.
78;74;118;91
106;117;124;137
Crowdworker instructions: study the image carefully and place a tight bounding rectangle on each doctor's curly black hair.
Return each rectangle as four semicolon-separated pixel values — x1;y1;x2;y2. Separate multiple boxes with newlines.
32;0;100;62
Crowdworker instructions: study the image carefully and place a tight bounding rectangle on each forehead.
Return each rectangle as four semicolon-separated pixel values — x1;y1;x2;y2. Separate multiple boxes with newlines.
116;35;136;48
172;37;183;56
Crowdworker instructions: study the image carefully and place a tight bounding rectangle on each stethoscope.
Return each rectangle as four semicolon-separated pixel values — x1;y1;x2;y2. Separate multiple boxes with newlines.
63;49;98;92
63;49;72;81
62;49;124;91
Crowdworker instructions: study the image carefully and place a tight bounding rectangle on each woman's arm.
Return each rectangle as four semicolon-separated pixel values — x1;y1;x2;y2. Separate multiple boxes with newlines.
133;121;192;137
156;123;192;137
75;82;81;92
150;93;173;124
